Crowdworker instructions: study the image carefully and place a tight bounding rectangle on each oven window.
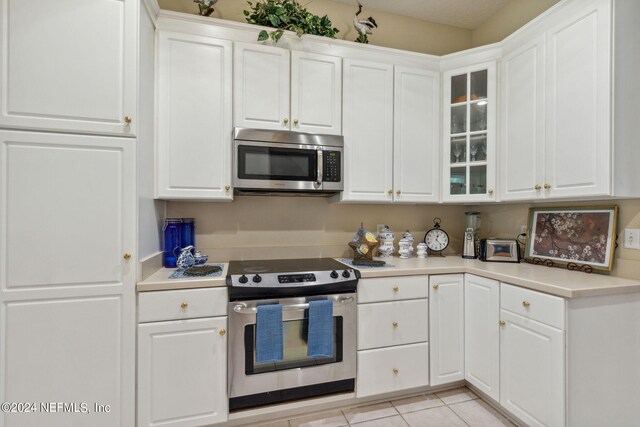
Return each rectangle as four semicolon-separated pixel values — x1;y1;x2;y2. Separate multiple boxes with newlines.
238;145;317;181
244;317;343;375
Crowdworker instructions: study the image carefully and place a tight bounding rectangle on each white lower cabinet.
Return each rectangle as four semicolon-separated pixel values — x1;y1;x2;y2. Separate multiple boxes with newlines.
499;283;565;427
357;343;429;398
464;275;500;401
137;291;228;427
356;276;429;398
429;274;464;385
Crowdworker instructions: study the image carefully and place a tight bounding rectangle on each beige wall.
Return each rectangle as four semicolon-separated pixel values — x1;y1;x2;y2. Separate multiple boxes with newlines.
158;0;473;55
472;200;640;280
166;197;469;261
471;0;560;47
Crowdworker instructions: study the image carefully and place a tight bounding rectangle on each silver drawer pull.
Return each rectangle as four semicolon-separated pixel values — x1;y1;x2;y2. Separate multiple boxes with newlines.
233;296;354;314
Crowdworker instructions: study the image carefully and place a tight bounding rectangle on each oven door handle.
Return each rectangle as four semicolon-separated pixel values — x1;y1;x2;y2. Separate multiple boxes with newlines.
232;296;354;314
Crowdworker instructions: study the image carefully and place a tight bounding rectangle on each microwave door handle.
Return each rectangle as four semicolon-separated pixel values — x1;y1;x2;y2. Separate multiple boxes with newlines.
316;148;323;187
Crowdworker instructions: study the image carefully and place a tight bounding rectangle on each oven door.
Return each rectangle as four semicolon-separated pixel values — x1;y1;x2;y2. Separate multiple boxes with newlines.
234;140;325;191
228;293;356;401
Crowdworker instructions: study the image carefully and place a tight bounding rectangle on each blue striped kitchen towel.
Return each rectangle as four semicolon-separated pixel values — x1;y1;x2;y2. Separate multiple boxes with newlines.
256;304;284;362
307;299;334;358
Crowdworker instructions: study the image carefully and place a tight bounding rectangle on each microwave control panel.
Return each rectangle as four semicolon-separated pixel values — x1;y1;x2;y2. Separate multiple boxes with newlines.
323;151;341;182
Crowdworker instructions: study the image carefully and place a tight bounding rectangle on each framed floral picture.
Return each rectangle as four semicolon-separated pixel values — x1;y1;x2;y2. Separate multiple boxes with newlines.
524;206;618;272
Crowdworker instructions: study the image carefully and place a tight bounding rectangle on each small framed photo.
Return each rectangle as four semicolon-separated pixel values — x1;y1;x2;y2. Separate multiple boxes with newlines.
525;206;618;272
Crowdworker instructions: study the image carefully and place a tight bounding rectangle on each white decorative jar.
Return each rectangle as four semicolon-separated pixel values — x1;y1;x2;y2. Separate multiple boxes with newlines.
416;242;428;259
401;230;415;257
398;237;412;259
378;239;395;258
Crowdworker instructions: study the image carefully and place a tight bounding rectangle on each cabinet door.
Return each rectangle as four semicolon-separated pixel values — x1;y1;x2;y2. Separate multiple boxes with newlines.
500;35;546;201
429;274;464;386
234;42;290;131
0;131;135;426
290;51;342;135
464;275;500;401
0;0;137;136
138;317;228;427
393;66;440;203
442;62;497;203
156;32;233;200
500;310;564;427
544;0;611;198
341;59;394;202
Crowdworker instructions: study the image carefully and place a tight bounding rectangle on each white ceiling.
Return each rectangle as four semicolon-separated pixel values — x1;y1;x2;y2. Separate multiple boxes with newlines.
332;0;510;29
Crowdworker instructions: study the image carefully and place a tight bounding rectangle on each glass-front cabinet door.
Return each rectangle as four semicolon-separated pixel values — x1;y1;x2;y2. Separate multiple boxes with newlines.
443;62;496;202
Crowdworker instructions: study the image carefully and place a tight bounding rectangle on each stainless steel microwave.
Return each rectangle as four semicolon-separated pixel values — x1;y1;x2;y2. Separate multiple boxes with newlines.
233;128;343;194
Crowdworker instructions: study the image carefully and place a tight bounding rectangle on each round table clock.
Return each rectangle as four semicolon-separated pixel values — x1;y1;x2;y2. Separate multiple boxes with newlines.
424;217;449;257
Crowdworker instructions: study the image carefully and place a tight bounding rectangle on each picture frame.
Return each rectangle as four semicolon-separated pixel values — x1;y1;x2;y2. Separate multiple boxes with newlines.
524;206;618;272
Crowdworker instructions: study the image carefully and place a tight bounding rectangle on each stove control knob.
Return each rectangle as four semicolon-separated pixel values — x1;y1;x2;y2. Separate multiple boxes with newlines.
253;274;262;283
342;270;351;278
330;270;339;279
238;275;248;284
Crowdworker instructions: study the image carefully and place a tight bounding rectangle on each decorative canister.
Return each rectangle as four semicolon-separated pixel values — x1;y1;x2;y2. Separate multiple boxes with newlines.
416;242;428;259
177;245;196;269
402;230;415;257
398;237;412;259
378;225;395;241
378;239;395;258
378;225;395;258
163;218;182;268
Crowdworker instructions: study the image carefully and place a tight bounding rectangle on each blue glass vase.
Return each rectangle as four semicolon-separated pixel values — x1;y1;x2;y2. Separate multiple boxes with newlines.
181;218;195;253
163;219;182;268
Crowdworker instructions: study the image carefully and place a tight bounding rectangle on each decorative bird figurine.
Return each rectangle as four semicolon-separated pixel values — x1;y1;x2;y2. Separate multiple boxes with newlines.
353;0;378;44
194;0;217;17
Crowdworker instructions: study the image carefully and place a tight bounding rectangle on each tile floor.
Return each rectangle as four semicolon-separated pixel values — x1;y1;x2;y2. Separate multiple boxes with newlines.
252;387;516;427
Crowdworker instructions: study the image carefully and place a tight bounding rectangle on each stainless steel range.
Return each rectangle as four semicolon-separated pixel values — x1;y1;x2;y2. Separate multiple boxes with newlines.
227;258;358;411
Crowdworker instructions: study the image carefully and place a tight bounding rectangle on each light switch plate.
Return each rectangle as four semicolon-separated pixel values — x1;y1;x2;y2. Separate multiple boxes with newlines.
624;229;640;249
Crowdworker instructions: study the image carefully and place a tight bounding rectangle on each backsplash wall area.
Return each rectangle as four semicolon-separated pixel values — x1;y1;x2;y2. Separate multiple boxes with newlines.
166;197;468;261
472;199;640;280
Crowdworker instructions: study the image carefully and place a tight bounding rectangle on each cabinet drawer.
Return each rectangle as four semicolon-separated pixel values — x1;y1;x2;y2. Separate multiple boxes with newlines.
500;283;565;329
358;276;429;303
138;287;228;323
357;342;429;398
358;299;428;350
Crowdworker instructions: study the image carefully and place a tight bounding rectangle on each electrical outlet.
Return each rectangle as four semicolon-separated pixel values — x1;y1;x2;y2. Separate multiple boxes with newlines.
624;229;640;249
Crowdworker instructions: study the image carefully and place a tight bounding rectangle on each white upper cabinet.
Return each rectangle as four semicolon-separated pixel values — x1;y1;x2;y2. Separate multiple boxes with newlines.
291;51;342;134
393;67;440;203
341;59;394;202
156;31;233;200
234;43;342;134
499;0;640;201
500;35;546;201
544;0;611;198
442;62;497;203
0;0;137;136
234;42;290;131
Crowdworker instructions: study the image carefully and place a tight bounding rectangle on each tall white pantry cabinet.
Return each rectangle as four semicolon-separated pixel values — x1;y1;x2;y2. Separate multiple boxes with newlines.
0;1;158;426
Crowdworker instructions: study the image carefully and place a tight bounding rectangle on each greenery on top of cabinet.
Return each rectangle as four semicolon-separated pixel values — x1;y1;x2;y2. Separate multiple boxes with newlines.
244;0;339;42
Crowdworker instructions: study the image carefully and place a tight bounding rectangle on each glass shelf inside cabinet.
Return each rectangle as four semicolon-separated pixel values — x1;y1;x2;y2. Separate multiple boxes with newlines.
450;167;466;195
451;105;467;135
470;165;487;195
450;136;466;164
470;70;488;100
469;134;487;162
451;74;467;103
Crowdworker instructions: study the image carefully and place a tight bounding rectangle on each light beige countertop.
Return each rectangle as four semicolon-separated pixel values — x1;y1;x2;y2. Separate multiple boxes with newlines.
344;257;640;298
137;264;228;292
136;258;640;298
